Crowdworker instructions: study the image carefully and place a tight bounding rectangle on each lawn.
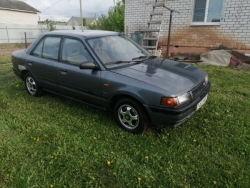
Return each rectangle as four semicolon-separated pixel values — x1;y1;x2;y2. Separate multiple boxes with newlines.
0;56;250;187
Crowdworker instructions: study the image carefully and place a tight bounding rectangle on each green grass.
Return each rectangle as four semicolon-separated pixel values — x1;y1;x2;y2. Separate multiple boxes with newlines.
0;57;250;187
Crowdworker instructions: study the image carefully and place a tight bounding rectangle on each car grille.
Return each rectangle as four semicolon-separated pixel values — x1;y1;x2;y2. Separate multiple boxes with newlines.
191;80;207;99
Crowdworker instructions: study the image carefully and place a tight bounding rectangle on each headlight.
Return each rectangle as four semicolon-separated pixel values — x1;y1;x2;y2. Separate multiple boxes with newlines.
160;92;191;107
177;92;191;105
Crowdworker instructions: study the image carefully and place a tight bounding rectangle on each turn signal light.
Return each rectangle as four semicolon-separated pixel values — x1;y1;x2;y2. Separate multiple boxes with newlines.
160;97;178;107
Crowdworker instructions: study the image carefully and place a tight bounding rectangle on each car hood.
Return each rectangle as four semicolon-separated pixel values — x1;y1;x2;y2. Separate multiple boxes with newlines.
110;58;206;95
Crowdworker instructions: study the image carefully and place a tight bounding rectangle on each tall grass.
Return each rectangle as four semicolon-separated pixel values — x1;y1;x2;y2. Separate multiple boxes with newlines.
0;57;250;187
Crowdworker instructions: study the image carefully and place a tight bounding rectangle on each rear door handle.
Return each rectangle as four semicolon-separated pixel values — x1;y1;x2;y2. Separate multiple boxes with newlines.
27;61;33;66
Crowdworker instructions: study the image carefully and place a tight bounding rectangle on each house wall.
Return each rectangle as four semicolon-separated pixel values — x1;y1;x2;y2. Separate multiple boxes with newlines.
125;0;250;55
0;9;38;25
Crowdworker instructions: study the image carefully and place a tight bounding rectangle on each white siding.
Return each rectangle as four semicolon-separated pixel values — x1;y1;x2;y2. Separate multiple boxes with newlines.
0;23;85;44
0;9;38;25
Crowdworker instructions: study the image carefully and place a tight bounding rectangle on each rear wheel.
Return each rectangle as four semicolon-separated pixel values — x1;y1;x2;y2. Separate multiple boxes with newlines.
114;98;149;134
24;73;43;97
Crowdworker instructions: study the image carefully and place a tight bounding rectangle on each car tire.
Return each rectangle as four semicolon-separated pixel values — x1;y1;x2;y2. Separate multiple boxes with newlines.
114;98;149;134
24;73;43;97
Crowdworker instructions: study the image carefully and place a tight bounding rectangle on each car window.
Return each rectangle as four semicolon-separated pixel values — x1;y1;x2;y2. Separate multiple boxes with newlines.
31;36;61;60
87;36;150;65
32;39;44;57
42;37;61;60
62;38;94;66
88;37;112;64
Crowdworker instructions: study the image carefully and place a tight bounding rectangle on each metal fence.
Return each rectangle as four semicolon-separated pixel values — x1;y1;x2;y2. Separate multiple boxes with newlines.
0;23;86;44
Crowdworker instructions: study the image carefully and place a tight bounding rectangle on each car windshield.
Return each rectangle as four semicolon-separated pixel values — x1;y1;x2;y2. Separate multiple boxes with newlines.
87;35;151;68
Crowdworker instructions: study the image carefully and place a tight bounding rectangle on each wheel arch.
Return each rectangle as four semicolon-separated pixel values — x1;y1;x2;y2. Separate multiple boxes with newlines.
21;70;31;80
22;71;43;96
109;93;151;122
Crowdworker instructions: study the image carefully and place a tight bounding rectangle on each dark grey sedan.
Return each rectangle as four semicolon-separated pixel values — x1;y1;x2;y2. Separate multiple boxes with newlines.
12;30;210;133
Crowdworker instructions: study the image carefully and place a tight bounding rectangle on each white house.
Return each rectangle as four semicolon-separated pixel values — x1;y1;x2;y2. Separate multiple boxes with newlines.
0;0;40;25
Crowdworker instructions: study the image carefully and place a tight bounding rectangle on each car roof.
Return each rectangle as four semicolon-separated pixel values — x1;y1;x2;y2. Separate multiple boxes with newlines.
47;30;120;38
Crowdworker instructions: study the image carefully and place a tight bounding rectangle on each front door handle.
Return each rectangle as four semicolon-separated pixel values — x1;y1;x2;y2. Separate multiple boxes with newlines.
27;61;33;66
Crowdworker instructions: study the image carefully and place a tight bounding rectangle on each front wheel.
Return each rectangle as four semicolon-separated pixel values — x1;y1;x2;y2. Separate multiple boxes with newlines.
24;73;43;97
114;98;149;134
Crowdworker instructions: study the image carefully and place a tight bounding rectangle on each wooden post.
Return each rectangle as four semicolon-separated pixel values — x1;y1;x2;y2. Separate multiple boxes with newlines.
6;26;10;44
24;32;27;49
166;10;173;59
164;6;180;59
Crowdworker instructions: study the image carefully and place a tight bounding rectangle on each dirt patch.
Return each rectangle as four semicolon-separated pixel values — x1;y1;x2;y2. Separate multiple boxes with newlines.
0;44;28;57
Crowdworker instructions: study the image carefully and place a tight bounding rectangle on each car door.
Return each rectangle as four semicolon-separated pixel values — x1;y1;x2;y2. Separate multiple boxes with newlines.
58;37;103;107
27;36;61;92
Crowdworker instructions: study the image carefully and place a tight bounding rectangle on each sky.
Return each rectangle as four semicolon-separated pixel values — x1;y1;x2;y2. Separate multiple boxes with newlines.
22;0;115;22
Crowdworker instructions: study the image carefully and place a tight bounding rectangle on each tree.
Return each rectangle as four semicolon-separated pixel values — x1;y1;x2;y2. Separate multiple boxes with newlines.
88;0;124;32
82;18;86;26
45;19;56;31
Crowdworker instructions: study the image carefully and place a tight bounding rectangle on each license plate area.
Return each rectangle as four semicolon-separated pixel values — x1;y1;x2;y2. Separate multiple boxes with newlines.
196;95;208;111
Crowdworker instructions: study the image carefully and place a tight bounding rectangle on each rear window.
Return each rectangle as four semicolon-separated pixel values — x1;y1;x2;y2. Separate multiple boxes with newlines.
31;36;61;60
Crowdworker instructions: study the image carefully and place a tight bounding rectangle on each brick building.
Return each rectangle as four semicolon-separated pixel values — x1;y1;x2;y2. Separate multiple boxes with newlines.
125;0;250;56
0;0;39;25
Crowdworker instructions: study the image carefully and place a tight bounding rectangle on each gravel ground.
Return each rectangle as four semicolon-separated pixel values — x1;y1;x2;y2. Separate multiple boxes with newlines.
0;44;27;57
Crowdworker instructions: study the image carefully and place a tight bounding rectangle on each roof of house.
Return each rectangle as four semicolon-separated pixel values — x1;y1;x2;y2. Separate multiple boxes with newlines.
85;18;97;25
67;16;81;25
67;16;97;25
0;0;40;13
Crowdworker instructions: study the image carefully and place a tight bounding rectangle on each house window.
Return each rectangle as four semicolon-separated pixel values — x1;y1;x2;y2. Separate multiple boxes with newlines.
193;0;223;23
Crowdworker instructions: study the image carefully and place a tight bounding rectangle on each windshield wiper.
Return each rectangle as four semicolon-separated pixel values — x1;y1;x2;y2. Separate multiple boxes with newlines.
105;55;157;66
132;55;157;61
105;61;130;65
132;56;147;61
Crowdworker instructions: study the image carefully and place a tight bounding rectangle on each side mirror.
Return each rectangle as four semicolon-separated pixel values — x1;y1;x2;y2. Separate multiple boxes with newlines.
79;61;97;70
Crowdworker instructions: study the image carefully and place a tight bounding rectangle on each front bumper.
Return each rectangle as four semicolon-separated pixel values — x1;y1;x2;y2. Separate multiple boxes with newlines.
144;81;211;127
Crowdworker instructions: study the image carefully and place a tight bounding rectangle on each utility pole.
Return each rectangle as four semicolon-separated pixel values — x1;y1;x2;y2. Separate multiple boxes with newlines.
80;0;83;30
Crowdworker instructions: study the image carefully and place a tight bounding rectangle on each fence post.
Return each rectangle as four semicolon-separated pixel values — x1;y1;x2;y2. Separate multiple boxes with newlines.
6;26;9;44
24;32;27;49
